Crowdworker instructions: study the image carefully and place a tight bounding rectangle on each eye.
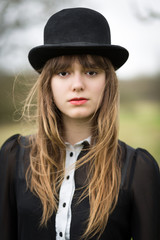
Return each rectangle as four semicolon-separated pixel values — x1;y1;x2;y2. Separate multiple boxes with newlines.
86;71;97;76
58;71;69;77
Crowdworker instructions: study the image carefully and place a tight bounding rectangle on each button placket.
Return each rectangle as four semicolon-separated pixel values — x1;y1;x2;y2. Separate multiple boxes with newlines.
56;141;88;240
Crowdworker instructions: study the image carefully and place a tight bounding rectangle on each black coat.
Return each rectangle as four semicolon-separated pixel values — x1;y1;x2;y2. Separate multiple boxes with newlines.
0;134;160;240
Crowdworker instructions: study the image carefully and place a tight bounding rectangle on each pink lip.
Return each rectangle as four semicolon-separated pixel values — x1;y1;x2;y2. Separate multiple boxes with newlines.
69;98;88;105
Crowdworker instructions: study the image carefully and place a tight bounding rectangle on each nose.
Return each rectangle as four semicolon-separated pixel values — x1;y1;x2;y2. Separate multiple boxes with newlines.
71;73;85;92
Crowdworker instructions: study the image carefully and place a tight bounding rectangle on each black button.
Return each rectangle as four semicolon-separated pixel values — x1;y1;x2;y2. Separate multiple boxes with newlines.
59;232;63;237
66;175;70;180
70;152;73;157
63;202;66;207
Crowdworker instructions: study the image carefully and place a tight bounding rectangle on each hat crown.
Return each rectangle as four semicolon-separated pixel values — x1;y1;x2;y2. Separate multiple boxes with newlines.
44;8;111;45
28;7;129;72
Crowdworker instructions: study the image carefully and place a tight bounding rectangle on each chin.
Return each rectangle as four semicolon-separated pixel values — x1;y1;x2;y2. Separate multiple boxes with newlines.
62;110;94;121
70;113;93;120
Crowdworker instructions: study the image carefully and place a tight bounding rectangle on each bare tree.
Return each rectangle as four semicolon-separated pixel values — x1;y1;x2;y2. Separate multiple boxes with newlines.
129;0;160;21
0;0;77;72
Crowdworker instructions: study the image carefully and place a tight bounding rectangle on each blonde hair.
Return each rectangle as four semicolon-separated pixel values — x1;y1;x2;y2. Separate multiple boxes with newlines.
25;55;121;239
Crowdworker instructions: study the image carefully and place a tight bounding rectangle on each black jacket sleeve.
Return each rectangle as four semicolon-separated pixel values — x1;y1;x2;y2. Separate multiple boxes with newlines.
0;134;20;240
130;148;160;240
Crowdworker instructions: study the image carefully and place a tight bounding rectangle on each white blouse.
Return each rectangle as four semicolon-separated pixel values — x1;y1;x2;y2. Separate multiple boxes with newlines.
55;137;91;240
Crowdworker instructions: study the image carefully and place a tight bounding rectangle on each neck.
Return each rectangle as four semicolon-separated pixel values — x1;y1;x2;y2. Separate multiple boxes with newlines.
62;117;92;145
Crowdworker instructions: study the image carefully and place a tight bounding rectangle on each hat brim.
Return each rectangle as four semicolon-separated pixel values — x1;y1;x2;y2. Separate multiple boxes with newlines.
28;43;129;72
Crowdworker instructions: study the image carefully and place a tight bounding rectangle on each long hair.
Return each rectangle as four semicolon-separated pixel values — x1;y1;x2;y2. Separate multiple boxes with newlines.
25;55;121;239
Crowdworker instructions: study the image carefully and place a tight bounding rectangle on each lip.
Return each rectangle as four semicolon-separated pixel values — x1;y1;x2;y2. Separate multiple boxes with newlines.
69;97;88;105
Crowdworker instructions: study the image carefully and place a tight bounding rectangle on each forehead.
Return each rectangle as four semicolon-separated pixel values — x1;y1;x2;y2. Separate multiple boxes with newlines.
53;55;106;69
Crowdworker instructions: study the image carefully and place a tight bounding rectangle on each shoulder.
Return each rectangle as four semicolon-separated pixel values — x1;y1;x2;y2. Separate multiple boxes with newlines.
0;134;21;159
1;134;31;152
0;134;21;192
0;134;31;172
119;140;160;189
119;139;159;171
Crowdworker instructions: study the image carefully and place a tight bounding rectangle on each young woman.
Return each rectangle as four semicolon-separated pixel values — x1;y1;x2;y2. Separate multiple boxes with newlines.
0;7;160;240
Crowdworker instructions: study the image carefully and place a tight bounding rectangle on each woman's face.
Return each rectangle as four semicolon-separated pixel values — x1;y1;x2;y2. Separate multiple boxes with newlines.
51;57;106;122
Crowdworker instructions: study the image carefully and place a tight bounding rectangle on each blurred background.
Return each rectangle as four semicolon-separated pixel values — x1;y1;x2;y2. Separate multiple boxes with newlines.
0;0;160;164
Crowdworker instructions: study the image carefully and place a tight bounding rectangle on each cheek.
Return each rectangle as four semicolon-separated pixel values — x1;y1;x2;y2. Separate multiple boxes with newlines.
93;81;106;106
51;79;60;97
94;80;105;96
51;86;59;103
51;80;66;110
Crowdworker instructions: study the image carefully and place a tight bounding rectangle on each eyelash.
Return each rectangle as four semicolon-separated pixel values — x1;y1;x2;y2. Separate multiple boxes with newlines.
58;71;98;77
58;72;69;77
86;71;97;76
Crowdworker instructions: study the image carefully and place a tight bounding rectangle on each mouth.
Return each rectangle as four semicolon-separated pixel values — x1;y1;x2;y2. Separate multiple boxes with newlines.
69;97;88;105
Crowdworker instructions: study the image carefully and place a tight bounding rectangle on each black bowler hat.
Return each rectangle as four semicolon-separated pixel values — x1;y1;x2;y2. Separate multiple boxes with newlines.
28;7;129;72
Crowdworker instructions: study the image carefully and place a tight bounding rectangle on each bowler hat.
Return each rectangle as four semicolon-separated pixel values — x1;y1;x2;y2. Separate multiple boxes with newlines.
28;7;129;72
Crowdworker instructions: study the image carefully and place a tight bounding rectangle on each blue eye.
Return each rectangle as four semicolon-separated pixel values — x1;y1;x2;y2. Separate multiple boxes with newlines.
58;71;69;77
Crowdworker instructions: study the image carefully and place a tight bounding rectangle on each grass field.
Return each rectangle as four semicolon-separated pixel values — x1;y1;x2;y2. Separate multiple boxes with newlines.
0;101;160;165
119;101;160;164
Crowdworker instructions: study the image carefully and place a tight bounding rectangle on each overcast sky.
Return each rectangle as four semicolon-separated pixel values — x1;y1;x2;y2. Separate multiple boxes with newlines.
74;0;160;79
1;0;160;79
